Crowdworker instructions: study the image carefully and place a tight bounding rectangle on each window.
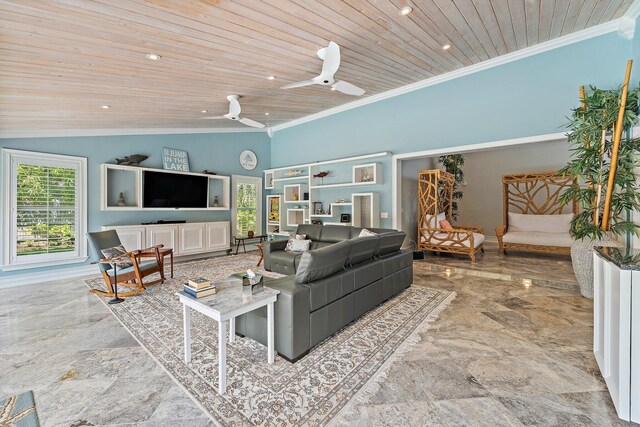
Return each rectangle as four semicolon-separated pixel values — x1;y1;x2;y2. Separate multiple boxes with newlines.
2;149;87;270
232;175;262;238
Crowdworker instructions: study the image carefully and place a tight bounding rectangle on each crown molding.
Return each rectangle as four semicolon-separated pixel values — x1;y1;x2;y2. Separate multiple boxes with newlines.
272;18;631;133
0;127;268;139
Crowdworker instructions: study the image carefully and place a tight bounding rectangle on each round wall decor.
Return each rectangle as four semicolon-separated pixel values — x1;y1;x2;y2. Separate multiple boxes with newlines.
239;150;258;170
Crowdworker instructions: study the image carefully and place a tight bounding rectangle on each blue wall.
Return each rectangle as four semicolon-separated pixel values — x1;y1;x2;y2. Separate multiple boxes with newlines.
0;132;270;277
271;31;634;226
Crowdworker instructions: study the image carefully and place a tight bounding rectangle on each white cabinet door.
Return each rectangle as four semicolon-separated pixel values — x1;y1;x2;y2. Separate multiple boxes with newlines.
102;226;146;252
146;226;178;254
207;221;230;252
178;223;206;255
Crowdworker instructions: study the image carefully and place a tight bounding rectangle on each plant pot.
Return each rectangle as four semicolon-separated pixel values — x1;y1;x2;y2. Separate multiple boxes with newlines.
571;234;623;299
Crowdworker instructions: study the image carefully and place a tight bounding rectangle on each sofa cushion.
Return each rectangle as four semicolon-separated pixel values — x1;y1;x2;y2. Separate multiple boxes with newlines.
107;261;157;277
508;212;572;234
295;240;351;284
319;225;352;243
285;239;311;252
296;224;322;242
358;228;377;237
503;231;572;247
269;251;300;275
346;235;379;265
374;231;406;257
302;269;354;312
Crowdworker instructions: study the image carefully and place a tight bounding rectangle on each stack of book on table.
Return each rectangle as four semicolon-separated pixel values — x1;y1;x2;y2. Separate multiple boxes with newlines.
183;277;216;298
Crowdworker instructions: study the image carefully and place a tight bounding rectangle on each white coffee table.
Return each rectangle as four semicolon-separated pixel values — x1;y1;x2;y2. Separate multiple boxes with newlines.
176;275;280;394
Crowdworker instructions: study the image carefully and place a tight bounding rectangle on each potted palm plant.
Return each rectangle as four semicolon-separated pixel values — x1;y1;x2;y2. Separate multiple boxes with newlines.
559;63;640;298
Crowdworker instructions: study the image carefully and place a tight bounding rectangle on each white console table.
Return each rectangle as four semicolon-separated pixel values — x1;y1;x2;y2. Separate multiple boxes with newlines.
593;246;640;423
102;221;230;257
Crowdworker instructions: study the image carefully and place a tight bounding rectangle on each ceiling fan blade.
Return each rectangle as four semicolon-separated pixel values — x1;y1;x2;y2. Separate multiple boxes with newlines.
332;80;365;96
227;95;241;117
320;41;340;79
239;117;265;128
281;79;316;89
200;116;226;119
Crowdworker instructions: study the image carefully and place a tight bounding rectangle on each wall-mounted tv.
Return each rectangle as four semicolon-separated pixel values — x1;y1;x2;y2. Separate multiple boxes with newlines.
143;171;208;208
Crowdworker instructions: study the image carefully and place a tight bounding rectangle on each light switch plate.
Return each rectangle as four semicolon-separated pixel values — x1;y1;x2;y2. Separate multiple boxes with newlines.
381;212;389;219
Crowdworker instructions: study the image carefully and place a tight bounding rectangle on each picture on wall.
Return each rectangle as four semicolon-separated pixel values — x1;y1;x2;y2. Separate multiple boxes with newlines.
162;147;190;172
269;197;280;222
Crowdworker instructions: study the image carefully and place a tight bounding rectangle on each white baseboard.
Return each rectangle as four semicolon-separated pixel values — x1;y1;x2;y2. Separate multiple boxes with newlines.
0;264;98;289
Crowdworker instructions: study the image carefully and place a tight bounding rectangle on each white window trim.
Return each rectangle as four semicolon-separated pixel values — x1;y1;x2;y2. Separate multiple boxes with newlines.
1;148;88;271
231;175;262;238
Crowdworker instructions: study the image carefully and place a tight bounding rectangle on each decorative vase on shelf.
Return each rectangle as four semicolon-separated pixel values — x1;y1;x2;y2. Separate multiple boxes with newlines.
248;230;254;238
292;193;299;201
213;195;219;207
118;192;126;207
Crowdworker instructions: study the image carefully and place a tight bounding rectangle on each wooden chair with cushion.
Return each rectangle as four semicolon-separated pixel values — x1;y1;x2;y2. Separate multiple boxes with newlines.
87;230;165;297
417;169;485;263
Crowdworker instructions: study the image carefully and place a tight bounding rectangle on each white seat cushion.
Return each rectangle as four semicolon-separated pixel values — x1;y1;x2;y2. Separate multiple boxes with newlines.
502;231;572;247
421;232;485;248
508;212;572;233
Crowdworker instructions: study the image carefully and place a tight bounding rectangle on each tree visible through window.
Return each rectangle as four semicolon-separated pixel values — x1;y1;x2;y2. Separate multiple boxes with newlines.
235;182;257;236
16;164;78;256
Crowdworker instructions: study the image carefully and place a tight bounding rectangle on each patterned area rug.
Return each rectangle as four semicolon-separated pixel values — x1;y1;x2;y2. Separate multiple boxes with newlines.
0;390;40;426
85;254;454;426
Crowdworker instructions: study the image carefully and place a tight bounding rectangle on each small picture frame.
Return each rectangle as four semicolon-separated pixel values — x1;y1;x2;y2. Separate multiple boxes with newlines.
313;202;324;215
340;213;351;223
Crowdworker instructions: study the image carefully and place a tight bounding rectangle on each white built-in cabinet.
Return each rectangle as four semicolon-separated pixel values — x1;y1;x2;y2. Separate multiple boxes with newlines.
102;221;230;257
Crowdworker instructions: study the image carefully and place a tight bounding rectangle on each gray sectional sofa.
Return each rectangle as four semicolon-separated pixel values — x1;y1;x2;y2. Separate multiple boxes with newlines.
235;224;413;362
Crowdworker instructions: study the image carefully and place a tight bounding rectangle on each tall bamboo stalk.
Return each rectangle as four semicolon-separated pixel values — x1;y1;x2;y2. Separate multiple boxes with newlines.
601;59;633;231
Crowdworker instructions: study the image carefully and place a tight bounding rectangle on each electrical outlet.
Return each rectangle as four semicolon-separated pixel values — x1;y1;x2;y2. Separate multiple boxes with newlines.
380;212;389;219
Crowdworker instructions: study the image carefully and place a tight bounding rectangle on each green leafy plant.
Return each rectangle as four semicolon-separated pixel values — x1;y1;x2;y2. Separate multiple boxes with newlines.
438;154;465;222
559;85;640;240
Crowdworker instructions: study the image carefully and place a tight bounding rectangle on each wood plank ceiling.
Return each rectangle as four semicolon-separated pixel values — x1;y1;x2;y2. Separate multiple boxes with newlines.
0;0;633;133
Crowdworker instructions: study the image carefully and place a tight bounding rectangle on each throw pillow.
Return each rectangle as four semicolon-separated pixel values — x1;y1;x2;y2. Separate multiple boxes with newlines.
359;228;377;237
285;233;308;252
440;219;453;230
287;239;311;253
100;245;133;269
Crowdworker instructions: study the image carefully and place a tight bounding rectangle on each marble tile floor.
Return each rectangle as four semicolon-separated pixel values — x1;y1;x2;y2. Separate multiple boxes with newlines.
0;257;634;426
421;242;579;291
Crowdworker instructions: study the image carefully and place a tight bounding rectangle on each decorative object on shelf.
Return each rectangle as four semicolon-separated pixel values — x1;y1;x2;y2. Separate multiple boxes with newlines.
313;171;329;185
239;150;258;170
291;192;299;201
269;198;280;221
118;192;126;207
336;198;348;203
285;169;303;177
311;220;322;225
559;64;640;298
340;213;351;223
304;192;309;200
313;201;324;215
437;154;465;221
213;195;220;207
360;168;374;182
247;230;255;238
162;147;190;172
202;170;217;175
116;154;148;166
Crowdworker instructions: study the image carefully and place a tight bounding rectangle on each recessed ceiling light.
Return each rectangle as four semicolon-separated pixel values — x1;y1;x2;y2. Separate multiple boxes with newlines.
201;109;208;113
101;105;111;109
265;112;270;116
267;75;276;80
145;53;162;61
330;87;336;91
399;6;413;16
442;44;451;50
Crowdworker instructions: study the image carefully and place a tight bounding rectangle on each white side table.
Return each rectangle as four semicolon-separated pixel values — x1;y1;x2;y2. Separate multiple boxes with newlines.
176;275;279;394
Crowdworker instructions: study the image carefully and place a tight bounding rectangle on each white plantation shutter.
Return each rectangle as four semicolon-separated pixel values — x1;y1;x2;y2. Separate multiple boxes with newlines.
2;149;87;270
231;175;262;238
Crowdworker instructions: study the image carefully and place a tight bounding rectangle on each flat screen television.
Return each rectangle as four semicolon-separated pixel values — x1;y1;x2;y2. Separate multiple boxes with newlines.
143;171;208;208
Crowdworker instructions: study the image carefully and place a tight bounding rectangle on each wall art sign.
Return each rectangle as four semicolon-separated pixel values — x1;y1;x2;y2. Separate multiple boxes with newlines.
239;150;258;170
162;147;190;172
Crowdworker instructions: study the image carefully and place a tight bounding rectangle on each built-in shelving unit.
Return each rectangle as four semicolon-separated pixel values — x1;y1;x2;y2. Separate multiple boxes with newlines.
263;152;388;235
100;163;230;211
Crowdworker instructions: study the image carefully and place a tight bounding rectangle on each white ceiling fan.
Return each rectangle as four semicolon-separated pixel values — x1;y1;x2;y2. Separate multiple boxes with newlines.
281;41;365;96
202;95;265;128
